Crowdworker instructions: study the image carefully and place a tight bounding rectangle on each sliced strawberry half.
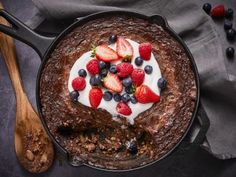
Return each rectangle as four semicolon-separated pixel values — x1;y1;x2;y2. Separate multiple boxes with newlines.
135;85;160;104
89;88;103;108
103;73;123;93
116;37;133;60
95;45;120;62
116;102;132;116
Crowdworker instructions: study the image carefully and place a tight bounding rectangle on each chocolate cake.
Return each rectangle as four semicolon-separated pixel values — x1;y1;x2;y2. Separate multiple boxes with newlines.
39;14;197;169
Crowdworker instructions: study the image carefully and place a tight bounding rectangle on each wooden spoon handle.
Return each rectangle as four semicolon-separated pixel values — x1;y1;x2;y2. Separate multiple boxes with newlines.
0;3;24;98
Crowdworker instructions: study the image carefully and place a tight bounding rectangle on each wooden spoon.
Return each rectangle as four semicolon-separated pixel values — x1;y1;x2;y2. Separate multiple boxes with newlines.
0;3;54;173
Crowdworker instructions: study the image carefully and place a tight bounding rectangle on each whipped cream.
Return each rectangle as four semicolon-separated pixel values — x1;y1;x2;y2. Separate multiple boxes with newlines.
68;39;162;124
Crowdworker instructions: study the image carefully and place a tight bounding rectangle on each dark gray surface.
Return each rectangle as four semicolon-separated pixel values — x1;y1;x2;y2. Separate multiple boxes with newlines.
0;0;236;177
10;0;236;159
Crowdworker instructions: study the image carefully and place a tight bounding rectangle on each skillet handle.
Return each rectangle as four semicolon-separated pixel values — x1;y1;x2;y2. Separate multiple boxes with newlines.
0;9;55;59
192;103;209;145
176;102;210;153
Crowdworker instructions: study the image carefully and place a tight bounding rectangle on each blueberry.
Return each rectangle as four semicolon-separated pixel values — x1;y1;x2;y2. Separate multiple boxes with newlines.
224;20;233;30
122;93;130;102
78;69;87;78
94;74;102;84
158;78;167;90
69;90;79;102
100;69;108;77
144;65;153;74
109;34;117;44
226;47;235;58
99;61;106;70
127;139;138;154
122;77;132;87
90;74;102;86
130;96;137;104
135;57;143;66
225;8;234;19
106;62;111;69
125;86;133;94
202;3;212;14
226;29;236;41
109;65;117;74
103;91;113;101
90;76;97;86
113;93;121;102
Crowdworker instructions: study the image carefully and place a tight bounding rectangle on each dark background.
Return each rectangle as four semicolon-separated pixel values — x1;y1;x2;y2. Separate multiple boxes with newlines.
0;0;236;176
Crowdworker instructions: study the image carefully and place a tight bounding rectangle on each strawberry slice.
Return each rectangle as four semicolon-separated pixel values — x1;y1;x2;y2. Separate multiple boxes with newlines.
89;88;103;108
116;102;132;116
103;73;123;93
135;85;160;104
95;45;120;62
116;37;133;60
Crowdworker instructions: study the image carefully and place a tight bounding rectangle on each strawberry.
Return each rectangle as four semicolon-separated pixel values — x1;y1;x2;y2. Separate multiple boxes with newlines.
116;62;134;78
210;4;225;17
89;88;103;108
95;45;120;62
86;59;99;75
116;37;133;60
139;42;152;60
103;73;123;93
131;68;145;86
72;76;86;91
116;102;132;116
135;85;160;103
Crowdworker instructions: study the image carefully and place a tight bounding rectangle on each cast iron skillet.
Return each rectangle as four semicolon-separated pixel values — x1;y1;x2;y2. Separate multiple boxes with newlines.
0;9;207;171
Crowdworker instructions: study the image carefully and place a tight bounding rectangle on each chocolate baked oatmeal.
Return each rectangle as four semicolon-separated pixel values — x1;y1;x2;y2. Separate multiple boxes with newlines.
39;15;197;169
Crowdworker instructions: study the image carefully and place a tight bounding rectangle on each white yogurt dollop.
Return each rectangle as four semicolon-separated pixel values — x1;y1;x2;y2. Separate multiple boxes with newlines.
68;39;162;124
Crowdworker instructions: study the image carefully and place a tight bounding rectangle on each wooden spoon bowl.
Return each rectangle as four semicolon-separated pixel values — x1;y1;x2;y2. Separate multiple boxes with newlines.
0;3;54;173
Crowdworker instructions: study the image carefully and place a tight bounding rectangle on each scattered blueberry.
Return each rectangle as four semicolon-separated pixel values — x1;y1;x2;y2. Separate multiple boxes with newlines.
226;47;235;58
144;65;153;74
122;77;132;87
226;29;236;41
158;78;167;90
127;139;138;154
78;69;87;78
109;65;117;74
99;61;106;70
130;96;137;104
202;3;212;14
125;86;133;94
224;20;233;30
122;93;130;102
100;69;108;77
69;90;79;102
113;93;121;102
225;8;234;19
109;34;118;44
135;57;143;66
103;91;113;101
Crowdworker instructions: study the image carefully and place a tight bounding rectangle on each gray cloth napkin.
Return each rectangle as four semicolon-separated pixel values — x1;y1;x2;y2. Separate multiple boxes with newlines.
28;0;236;159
